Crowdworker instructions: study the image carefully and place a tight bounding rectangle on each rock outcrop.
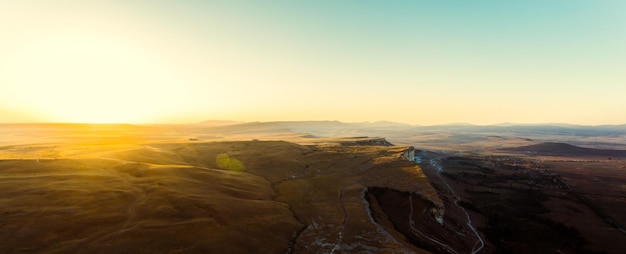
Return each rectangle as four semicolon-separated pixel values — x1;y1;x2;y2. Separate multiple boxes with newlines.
402;146;415;161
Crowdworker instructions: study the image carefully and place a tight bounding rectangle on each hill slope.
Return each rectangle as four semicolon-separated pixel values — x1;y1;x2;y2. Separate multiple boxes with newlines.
501;142;626;157
0;139;444;253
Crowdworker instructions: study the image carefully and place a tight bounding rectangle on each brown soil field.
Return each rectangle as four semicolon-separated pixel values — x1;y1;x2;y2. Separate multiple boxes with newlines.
543;160;626;243
416;151;626;254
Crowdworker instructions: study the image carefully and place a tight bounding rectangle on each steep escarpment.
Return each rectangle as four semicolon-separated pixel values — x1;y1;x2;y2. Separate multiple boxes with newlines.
366;187;480;254
365;188;443;252
260;143;441;253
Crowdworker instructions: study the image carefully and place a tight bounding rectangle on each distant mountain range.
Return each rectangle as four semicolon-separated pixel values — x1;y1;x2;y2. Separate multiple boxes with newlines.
3;121;624;148
192;121;626;138
3;121;624;137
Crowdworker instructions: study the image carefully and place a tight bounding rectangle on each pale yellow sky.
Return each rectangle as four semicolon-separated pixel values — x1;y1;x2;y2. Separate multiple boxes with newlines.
1;1;625;125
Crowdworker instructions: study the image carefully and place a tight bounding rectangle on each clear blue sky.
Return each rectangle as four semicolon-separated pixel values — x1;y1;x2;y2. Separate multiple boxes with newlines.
1;0;625;124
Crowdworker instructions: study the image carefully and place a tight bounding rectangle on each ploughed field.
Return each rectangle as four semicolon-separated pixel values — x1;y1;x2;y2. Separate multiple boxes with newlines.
0;140;448;253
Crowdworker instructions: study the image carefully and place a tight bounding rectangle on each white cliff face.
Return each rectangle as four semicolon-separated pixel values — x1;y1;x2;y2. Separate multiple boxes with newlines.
412;149;445;225
402;146;415;161
431;206;445;225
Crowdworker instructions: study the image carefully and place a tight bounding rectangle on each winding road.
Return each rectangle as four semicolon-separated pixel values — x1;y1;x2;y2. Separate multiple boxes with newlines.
408;195;459;254
416;151;485;254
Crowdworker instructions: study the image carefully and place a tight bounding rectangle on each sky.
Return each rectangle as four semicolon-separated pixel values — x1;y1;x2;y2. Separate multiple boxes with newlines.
1;0;625;125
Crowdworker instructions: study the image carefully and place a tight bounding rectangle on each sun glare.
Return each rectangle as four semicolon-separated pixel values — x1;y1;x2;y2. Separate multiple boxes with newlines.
4;34;191;123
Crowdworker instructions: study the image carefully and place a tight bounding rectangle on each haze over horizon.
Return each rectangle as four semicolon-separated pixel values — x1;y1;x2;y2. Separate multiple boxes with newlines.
2;1;625;125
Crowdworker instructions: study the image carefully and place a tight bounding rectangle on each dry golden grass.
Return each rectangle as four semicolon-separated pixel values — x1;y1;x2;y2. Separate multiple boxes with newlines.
0;125;439;253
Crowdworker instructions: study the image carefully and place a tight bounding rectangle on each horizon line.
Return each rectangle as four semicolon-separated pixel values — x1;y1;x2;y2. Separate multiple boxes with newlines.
1;120;625;127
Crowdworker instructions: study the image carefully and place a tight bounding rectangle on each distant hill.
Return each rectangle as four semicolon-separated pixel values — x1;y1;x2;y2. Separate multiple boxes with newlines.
196;120;243;126
411;124;626;137
337;137;394;146
501;142;626;157
202;122;293;135
195;120;626;136
191;121;626;147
